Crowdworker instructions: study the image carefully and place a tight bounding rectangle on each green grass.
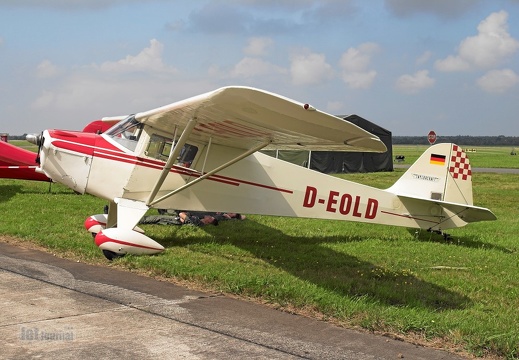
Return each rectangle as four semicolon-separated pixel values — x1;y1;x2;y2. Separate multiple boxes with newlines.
393;145;519;169
0;146;518;358
8;140;39;152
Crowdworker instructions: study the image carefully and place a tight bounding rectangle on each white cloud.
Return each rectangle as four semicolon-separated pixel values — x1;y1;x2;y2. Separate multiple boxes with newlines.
339;43;378;72
476;69;519;93
435;11;519;72
30;70;217;131
230;57;286;78
342;71;377;90
99;39;177;74
31;75;139;112
326;101;344;114
395;70;435;94
416;50;432;65
36;60;59;78
339;42;380;89
32;90;55;109
29;39;209;128
243;37;273;57
290;51;333;86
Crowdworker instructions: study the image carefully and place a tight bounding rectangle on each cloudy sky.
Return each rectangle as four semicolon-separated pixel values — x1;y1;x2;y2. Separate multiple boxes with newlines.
1;0;518;137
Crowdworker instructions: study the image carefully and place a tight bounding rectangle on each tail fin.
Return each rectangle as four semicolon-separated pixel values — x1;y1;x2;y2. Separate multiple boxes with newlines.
388;143;473;205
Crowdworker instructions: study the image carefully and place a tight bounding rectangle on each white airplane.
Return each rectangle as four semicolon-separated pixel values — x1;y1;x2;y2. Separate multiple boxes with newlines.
27;86;496;260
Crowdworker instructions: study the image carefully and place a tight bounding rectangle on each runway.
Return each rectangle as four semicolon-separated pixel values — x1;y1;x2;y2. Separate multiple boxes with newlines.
0;241;467;359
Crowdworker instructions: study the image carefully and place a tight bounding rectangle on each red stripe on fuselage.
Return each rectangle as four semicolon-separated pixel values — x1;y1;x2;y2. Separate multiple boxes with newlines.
211;173;293;193
49;130;97;157
48;132;292;193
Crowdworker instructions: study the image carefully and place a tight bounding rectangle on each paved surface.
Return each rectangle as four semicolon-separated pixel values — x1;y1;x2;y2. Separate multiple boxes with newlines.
0;241;469;360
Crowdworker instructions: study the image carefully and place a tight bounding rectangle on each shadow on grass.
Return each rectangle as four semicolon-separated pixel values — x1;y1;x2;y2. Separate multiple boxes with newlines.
29;183;75;195
409;229;514;254
0;184;23;202
156;220;471;311
0;181;67;196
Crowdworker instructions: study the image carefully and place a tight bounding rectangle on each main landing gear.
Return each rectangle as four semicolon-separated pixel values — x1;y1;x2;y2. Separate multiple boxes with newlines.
102;250;125;261
427;228;452;241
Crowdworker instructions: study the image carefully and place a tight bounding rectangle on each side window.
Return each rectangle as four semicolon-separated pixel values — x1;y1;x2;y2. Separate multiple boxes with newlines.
146;134;172;161
146;134;198;167
177;143;198;168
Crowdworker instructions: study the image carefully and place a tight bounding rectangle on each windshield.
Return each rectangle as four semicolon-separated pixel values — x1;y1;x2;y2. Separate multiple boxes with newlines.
104;115;143;151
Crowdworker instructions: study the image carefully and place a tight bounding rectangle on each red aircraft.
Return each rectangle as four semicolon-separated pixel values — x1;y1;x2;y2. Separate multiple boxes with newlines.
0;120;116;182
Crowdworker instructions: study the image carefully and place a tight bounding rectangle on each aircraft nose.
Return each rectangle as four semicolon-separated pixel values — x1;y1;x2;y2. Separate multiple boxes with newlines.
26;133;42;146
34;130;51;167
26;131;47;166
35;129;95;194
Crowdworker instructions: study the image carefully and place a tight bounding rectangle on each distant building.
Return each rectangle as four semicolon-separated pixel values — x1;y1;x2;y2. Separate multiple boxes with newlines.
263;115;393;174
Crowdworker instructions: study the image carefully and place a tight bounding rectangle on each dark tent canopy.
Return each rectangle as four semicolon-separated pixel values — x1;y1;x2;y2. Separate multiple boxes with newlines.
263;115;393;174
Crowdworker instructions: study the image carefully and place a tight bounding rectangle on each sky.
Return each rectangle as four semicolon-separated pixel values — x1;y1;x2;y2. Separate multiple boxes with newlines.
0;0;518;137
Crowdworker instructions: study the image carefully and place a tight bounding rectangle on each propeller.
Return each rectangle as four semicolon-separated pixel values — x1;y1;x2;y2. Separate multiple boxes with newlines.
26;132;44;164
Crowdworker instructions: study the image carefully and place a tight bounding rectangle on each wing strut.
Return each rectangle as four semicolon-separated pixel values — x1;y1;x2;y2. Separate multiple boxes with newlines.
147;118;197;205
148;140;271;207
200;136;212;174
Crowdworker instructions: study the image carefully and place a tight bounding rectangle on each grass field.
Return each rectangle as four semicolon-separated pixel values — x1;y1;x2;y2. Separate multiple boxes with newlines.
392;145;519;169
0;144;518;358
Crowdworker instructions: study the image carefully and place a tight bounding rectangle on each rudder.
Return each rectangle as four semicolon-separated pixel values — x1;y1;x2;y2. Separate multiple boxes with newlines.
388;143;473;205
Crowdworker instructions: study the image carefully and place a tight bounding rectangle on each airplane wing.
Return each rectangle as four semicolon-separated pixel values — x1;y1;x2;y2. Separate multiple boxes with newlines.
135;86;386;153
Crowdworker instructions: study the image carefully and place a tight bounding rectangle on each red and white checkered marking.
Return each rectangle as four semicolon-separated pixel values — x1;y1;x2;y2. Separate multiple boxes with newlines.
449;145;471;180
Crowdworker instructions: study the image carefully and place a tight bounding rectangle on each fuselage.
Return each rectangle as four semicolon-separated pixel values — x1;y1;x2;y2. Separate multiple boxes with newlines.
35;120;471;232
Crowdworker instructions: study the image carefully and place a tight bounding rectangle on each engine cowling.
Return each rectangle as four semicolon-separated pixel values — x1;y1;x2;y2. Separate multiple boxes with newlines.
94;228;164;259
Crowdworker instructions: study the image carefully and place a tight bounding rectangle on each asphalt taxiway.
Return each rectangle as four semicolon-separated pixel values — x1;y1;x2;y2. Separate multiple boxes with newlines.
0;241;469;359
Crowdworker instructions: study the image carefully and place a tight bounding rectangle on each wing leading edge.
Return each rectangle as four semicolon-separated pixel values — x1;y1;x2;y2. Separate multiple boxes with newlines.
135;86;386;153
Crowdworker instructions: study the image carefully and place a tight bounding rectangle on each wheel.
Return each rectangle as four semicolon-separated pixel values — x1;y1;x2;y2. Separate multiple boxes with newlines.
102;249;125;261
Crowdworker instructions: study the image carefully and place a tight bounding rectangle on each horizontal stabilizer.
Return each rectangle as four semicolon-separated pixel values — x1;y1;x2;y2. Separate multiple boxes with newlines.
398;194;496;224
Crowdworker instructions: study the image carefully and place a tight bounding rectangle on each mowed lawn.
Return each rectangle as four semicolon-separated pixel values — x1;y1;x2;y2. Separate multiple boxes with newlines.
392;144;519;169
0;144;517;358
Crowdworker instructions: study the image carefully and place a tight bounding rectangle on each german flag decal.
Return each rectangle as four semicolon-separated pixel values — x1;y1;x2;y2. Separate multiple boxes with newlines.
430;154;446;165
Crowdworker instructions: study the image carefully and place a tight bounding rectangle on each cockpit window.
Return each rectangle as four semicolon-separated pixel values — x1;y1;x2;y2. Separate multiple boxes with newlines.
104;115;143;151
146;134;172;161
146;134;198;168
